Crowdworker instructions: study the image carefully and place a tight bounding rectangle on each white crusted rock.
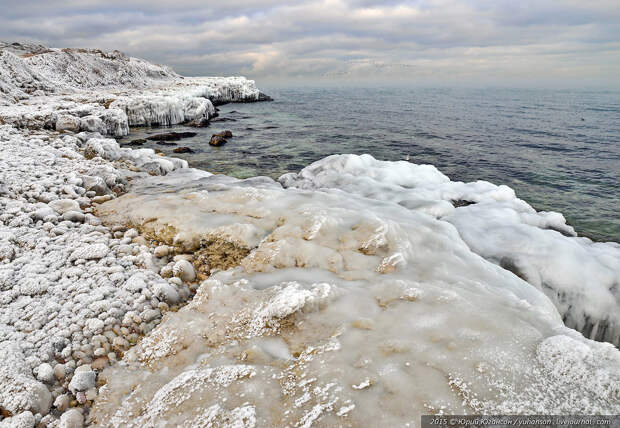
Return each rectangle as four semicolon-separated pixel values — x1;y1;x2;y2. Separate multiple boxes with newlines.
59;408;83;428
173;259;195;282
68;369;95;394
48;199;80;214
68;243;109;261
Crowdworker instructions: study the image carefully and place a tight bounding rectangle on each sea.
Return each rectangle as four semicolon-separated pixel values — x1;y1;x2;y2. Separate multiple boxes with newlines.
122;87;620;243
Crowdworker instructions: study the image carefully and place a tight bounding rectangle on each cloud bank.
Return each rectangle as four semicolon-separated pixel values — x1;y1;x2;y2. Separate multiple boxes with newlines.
1;0;619;86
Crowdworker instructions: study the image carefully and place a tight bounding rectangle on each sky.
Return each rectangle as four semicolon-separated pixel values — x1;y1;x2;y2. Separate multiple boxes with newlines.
1;0;619;87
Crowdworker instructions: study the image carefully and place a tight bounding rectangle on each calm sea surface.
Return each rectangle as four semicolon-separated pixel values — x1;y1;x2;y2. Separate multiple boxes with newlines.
123;87;620;242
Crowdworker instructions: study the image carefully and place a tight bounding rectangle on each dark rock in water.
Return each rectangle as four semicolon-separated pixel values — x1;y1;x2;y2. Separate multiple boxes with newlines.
209;136;228;146
245;127;255;131
211;117;237;122
451;199;476;208
146;132;197;141
127;139;146;146
213;130;233;138
258;92;273;101
173;147;194;153
264;125;278;129
188;117;210;127
156;141;177;146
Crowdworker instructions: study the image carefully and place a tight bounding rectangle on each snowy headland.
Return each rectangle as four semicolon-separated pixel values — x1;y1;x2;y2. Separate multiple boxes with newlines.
0;42;619;427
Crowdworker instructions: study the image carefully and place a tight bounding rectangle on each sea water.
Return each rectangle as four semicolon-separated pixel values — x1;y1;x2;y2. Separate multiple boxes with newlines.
122;87;620;242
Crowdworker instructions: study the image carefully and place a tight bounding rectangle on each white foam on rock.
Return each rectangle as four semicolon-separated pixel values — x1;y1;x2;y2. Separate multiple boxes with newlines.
90;157;620;426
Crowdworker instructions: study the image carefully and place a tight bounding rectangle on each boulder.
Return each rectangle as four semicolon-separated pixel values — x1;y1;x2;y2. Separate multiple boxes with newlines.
55;115;81;132
146;132;196;141
173;147;194;153
213;130;233;138
209;135;227;146
79;115;106;134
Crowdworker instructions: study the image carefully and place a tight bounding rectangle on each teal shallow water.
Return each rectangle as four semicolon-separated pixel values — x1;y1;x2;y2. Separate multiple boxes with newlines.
122;87;620;243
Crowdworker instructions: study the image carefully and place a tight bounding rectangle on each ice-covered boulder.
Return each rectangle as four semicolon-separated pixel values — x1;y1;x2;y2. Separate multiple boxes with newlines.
0;342;52;416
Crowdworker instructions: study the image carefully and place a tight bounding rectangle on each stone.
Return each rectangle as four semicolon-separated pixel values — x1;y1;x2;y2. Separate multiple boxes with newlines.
146;132;196;141
48;199;80;214
173;260;196;282
209;135;227;146
127;138;146;146
55;115;81;133
59;408;83;428
54;394;70;412
153;245;170;258
68;369;95;394
79;115;106;134
35;363;54;384
213;130;233;138
173;146;194;153
62;211;85;223
54;364;66;381
81;175;109;196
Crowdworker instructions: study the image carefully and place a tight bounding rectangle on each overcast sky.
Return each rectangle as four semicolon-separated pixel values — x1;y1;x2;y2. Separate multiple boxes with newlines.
1;0;619;87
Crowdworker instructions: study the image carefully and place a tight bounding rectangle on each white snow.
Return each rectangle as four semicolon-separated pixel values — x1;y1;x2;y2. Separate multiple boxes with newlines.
89;156;620;426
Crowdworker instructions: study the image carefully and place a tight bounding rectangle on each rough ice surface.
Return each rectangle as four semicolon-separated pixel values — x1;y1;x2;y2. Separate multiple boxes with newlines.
90;158;620;426
0;42;264;136
279;154;620;345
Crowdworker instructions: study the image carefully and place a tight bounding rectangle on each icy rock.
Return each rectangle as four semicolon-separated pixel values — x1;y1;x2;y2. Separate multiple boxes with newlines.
154;282;180;305
0;411;36;428
53;394;70;412
31;205;55;221
173;259;195;282
79;115;106;134
69;243;109;261
86;318;105;333
0;343;51;415
68;369;95;394
83;138;121;161
153;245;170;258
35;363;54;384
62;211;85;223
55;115;80;132
81;175;109;196
59;408;83;428
48;199;80;214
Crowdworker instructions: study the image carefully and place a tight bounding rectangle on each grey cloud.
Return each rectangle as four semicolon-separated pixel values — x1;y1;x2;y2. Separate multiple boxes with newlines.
0;0;618;86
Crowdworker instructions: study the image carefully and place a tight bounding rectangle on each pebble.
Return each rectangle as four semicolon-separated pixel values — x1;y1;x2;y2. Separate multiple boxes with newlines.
63;210;85;223
173;260;196;282
68;368;96;394
154;245;170;258
36;363;55;384
59;408;84;428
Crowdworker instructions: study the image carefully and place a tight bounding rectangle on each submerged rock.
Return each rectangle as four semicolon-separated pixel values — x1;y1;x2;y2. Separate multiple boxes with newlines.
213;130;233;138
146;132;196;141
173;147;194;154
209;135;227;146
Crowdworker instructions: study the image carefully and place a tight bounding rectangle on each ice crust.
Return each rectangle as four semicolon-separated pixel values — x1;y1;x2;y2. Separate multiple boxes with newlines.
280;154;620;345
0;43;263;136
90;155;620;426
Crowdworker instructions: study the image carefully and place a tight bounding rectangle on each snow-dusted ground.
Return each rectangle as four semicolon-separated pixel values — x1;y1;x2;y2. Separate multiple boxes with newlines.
1;42;619;427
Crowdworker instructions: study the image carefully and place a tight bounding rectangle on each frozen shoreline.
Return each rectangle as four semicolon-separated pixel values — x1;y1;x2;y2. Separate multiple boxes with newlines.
1;43;619;427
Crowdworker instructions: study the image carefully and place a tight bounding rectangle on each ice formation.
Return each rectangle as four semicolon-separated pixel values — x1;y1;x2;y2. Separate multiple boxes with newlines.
89;157;620;426
0;42;265;137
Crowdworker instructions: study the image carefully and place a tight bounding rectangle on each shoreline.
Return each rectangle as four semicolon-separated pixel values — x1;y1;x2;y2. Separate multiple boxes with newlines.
1;44;619;427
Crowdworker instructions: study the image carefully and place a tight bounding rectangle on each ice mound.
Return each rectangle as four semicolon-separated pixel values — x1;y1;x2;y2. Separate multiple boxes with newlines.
91;163;620;425
0;42;269;134
281;154;620;345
